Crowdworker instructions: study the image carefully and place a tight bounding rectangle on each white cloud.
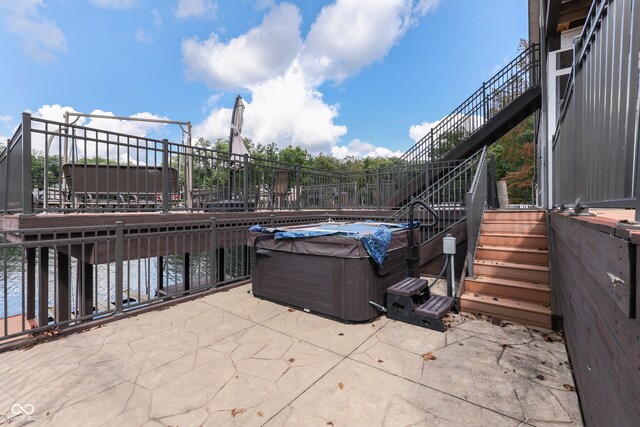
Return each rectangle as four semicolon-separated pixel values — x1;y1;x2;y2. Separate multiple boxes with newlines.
0;0;67;62
152;9;162;26
29;104;170;163
409;113;484;143
89;0;138;9
186;0;439;154
331;139;403;159
414;0;440;16
135;28;153;43
409;118;441;142
174;0;217;19
182;3;301;89
302;0;419;83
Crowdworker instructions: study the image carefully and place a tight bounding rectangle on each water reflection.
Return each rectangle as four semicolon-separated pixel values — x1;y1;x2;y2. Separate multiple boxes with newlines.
1;234;250;319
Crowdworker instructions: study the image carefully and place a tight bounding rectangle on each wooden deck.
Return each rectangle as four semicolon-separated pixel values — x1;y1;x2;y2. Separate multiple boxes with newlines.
0;209;396;231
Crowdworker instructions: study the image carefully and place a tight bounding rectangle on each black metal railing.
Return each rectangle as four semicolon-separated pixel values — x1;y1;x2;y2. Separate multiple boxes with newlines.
5;212;403;342
464;147;489;276
388;148;487;243
2;114;493;214
552;0;640;218
400;43;539;164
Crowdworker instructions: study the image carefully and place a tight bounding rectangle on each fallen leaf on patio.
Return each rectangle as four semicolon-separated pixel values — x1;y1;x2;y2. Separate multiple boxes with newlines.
288;358;295;363
422;352;437;361
338;332;344;336
327;422;334;426
499;343;513;348
492;297;499;301
536;374;545;380
257;411;264;417
372;323;375;327
338;382;344;390
473;293;480;297
231;408;246;417
458;342;464;346
563;384;576;392
288;308;295;312
378;359;384;363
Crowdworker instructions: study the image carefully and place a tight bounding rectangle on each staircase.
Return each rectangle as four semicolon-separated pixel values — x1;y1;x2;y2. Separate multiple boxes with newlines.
385;44;541;208
460;210;551;329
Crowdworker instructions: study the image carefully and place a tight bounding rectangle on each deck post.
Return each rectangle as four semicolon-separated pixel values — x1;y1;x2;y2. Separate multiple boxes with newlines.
217;247;225;284
157;256;164;292
183;253;190;292
38;247;49;327
26;248;36;320
56;251;70;321
337;175;342;210
115;221;124;313
243;154;249;212
376;168;381;210
209;218;217;287
76;254;93;317
162;139;169;214
295;165;301;210
21;113;32;215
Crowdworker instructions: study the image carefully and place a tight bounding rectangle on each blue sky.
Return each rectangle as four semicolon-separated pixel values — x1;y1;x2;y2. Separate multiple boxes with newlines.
0;0;528;158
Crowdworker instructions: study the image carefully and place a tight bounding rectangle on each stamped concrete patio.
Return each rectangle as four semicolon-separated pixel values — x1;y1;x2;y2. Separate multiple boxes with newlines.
0;284;582;426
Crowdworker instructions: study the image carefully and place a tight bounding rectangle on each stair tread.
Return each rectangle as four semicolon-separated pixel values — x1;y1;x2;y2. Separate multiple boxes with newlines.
388;277;428;296
477;245;548;254
474;259;549;271
482;220;546;224
460;292;551;314
415;295;454;318
466;275;550;290
480;232;547;238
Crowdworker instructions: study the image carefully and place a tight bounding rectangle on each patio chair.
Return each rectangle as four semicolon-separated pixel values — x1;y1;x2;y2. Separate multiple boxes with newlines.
271;170;291;209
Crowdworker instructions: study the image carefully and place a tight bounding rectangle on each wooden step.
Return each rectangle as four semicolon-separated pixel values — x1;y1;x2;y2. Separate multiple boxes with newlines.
481;222;547;234
464;276;550;303
460;292;552;329
476;245;549;265
473;260;549;284
483;210;546;222
478;233;548;249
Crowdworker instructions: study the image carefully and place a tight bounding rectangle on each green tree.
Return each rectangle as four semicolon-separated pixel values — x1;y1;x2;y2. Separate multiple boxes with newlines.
488;114;535;204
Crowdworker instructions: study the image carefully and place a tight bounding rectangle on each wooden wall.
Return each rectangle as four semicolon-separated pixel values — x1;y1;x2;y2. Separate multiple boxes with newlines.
549;213;639;426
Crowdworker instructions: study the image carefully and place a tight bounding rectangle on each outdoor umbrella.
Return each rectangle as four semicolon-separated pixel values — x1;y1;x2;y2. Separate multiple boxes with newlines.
229;95;249;164
228;95;249;201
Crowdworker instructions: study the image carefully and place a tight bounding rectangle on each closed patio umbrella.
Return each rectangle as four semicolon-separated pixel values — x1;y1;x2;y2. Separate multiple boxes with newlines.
229;95;249;163
228;95;249;202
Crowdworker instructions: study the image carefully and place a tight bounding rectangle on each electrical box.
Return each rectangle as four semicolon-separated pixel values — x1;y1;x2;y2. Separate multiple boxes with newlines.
443;234;456;255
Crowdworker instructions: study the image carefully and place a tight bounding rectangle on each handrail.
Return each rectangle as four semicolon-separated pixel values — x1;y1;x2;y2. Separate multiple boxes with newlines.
399;44;539;164
464;146;489;277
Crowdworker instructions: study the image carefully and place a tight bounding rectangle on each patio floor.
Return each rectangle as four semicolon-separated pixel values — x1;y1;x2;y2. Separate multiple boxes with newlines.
0;284;582;426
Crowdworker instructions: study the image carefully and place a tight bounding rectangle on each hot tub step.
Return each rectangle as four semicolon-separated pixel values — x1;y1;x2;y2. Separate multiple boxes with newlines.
386;291;454;332
415;295;455;318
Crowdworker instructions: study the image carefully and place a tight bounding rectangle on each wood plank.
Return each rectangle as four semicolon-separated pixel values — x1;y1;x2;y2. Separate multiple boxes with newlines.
549;212;640;426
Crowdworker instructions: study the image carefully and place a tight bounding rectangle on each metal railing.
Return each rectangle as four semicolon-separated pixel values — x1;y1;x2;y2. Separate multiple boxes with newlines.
400;44;539;164
389;148;487;243
4;212;389;341
0;114;482;214
552;0;640;218
465;147;489;276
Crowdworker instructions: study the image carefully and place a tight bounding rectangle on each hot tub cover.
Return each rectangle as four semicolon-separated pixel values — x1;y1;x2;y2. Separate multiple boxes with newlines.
249;221;418;266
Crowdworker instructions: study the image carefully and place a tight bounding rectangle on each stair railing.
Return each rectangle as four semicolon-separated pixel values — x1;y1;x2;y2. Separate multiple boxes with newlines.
388;148;485;243
464;146;489;277
400;44;539;164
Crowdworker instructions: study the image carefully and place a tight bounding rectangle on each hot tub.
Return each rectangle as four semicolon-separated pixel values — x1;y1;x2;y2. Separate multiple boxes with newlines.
248;222;417;322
